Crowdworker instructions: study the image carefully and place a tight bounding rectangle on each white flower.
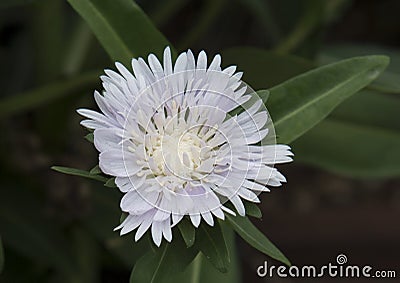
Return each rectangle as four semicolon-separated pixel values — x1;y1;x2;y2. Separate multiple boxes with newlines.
78;47;293;246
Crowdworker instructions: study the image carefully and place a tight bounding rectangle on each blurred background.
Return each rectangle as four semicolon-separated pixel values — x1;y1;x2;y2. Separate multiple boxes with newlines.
0;0;399;282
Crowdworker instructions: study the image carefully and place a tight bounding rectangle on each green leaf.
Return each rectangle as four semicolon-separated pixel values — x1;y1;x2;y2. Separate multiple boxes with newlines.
85;133;94;143
243;201;262;218
176;225;240;283
89;165;101;175
226;201;262;219
267;55;389;144
104;178;117;188
130;238;198;283
0;236;4;274
257;89;270;103
293;90;400;177
0;71;99;119
67;0;171;65
196;222;230;273
227;215;290;266
52;166;108;182
178;218;196;247
319;44;400;93
222;47;314;89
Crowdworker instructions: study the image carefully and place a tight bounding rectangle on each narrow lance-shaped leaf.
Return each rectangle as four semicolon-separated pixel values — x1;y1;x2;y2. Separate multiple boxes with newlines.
104;178;117;188
52;166;108;182
174;224;240;283
319;44;400;94
243;201;262;218
266;55;389;144
89;165;102;175
196;222;230;273
67;0;171;64
293;90;400;177
178;218;196;247
226;215;290;266
130;238;198;283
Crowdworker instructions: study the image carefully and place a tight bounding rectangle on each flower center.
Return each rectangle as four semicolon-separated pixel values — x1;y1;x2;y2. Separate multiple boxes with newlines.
149;129;214;181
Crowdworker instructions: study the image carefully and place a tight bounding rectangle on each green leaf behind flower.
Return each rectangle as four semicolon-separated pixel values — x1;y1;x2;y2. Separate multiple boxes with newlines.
51;166;108;182
67;0;171;65
268;55;389;143
319;44;400;93
196;222;230;273
226;215;290;266
243;201;262;218
178;218;196;248
130;237;198;283
293;90;400;177
175;225;240;283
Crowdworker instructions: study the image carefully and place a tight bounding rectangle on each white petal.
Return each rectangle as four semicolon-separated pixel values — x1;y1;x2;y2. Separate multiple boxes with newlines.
162;219;172;242
77;109;112;129
99;150;141;177
189;213;201;227
172;213;184;226
201;211;214;226
230;195;245;216
148;53;164;79
197;50;207;70
120;215;143;235
163;46;173;76
151;221;163;246
135;210;156;241
174;52;187;73
94;128;123;152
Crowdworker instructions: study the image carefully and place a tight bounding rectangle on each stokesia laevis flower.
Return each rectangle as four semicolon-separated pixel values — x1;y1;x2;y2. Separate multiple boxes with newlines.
78;47;293;246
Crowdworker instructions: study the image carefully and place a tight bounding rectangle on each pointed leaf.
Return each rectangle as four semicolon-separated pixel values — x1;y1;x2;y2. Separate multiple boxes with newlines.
196;222;230;273
52;166;108;182
85;133;94;143
67;0;171;64
104;178;117;188
89;165;101;175
267;55;389;143
178;218;196;247
130;238;198;283
176;224;240;283
227;215;290;266
293;91;400;177
319;44;400;93
244;201;262;218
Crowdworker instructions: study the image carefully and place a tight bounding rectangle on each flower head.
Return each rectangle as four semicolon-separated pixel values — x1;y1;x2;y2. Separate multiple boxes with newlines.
78;47;293;246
